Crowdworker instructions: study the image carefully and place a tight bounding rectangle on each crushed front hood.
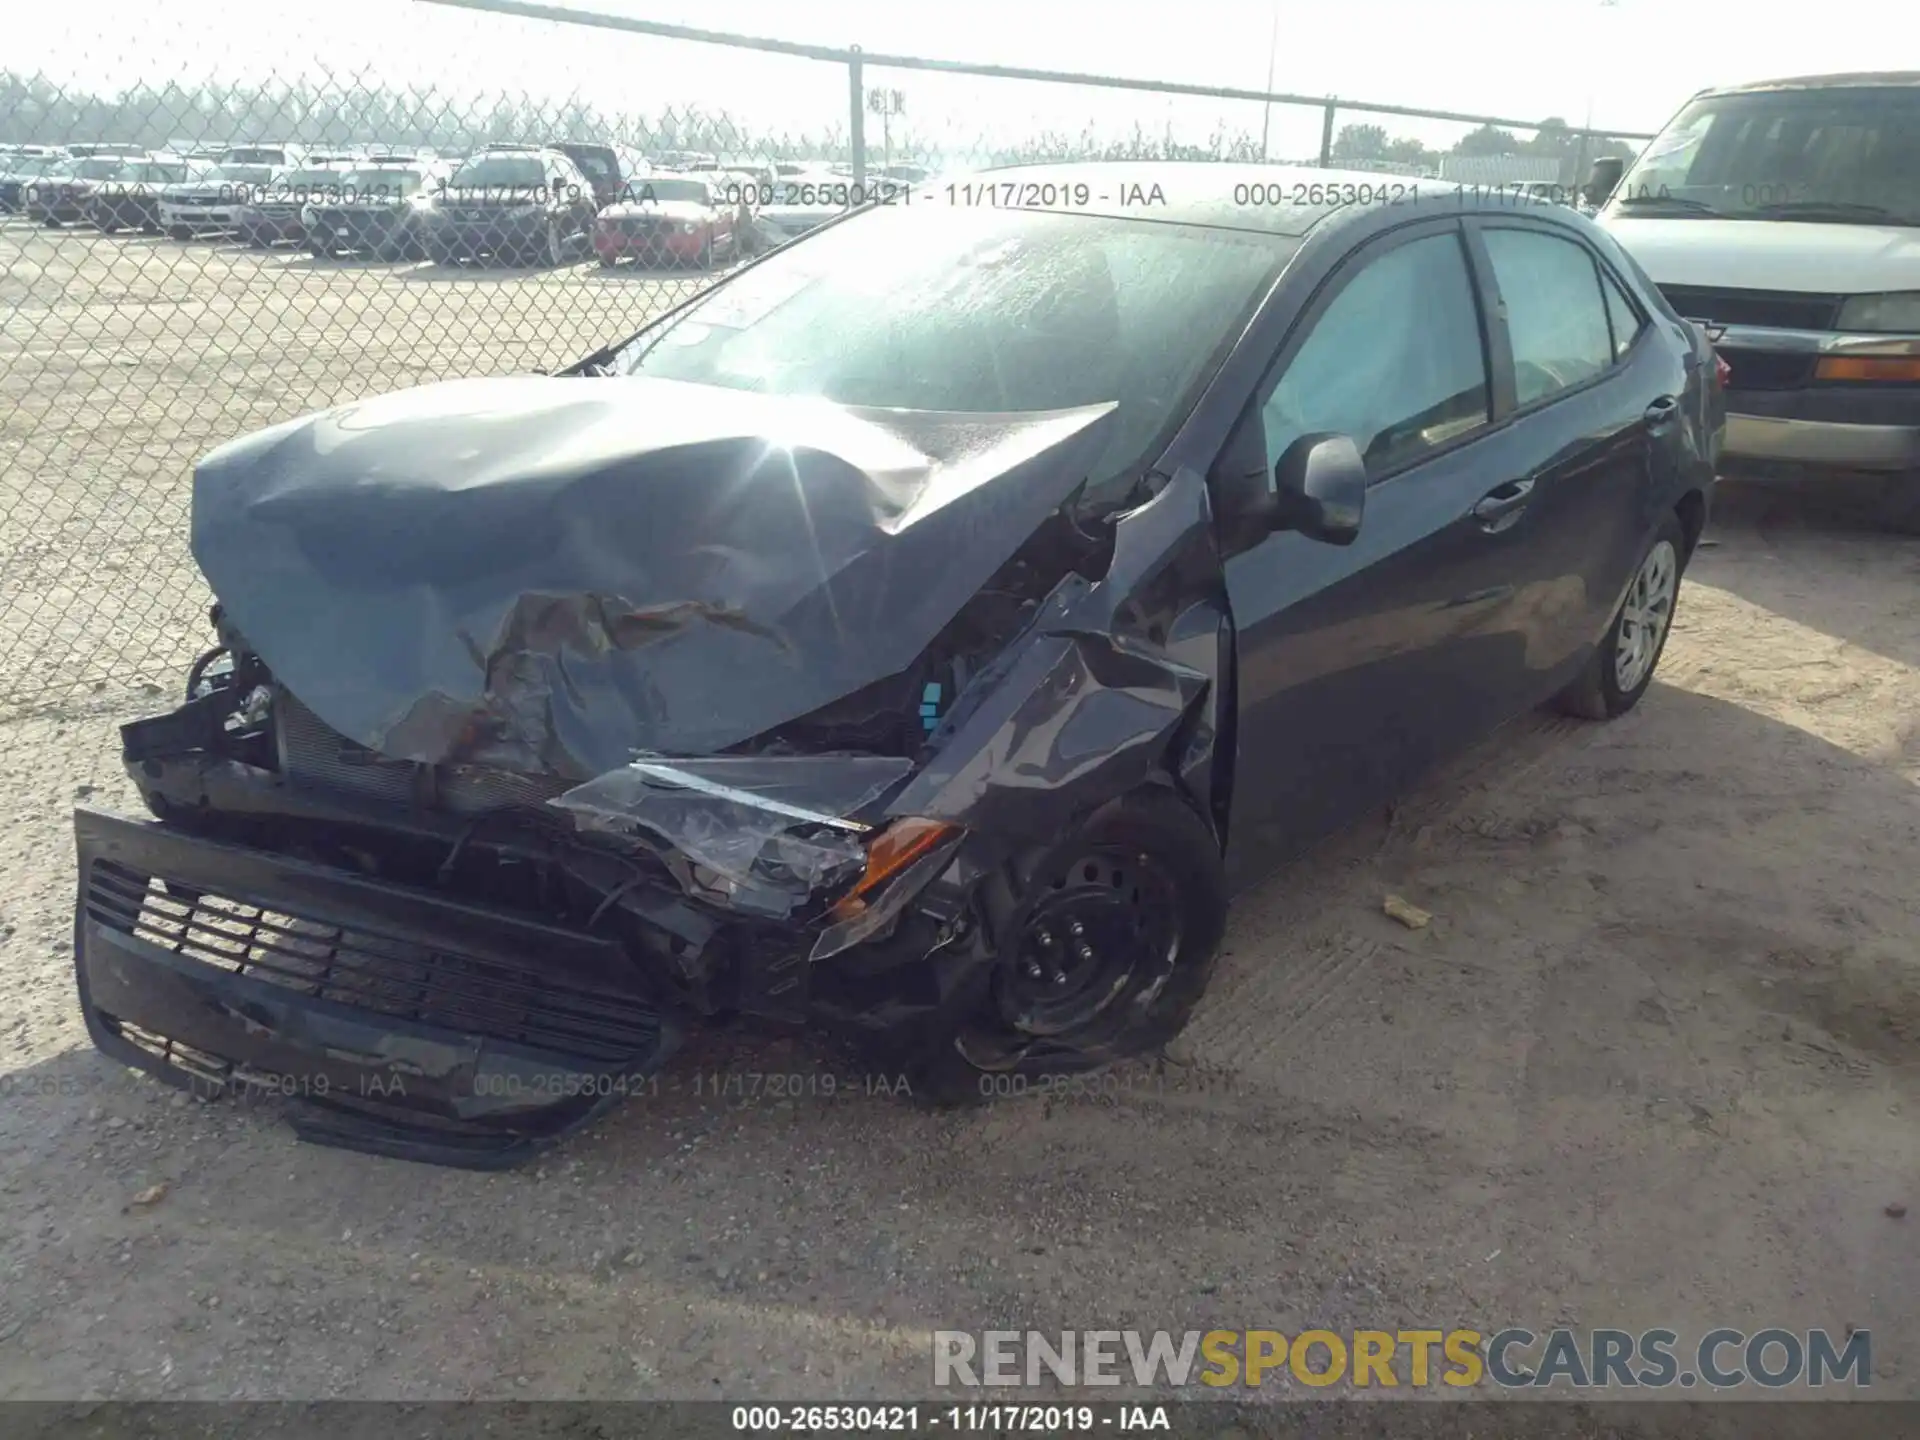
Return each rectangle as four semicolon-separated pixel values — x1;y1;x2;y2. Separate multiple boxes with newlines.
191;375;1117;779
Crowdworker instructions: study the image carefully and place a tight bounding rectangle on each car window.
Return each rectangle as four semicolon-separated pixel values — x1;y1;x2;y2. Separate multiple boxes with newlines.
1599;267;1645;361
1482;228;1616;406
1259;231;1490;479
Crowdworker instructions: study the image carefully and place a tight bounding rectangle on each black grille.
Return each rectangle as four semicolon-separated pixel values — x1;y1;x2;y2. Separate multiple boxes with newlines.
1716;349;1818;391
1658;285;1843;332
84;859;666;1062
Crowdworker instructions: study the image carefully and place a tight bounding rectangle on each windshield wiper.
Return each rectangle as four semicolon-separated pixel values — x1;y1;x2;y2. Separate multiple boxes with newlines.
1614;193;1720;216
1747;199;1908;224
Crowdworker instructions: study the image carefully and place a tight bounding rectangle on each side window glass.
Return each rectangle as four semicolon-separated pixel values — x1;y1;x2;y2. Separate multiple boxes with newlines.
1599;268;1645;361
1483;228;1616;405
1260;231;1490;479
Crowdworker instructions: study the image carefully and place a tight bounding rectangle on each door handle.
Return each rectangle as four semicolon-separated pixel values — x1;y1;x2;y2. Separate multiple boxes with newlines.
1471;478;1535;527
1644;394;1680;428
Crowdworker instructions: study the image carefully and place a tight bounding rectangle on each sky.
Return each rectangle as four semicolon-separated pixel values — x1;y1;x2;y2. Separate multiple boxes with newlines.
14;0;1913;161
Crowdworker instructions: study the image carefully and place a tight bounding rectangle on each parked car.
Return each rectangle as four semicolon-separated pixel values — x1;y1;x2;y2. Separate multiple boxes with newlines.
25;154;133;225
218;144;308;168
158;162;281;238
593;173;740;268
0;154;62;213
423;147;598;266
754;165;861;244
236;163;355;247
1594;71;1920;528
74;162;1720;1167
552;141;630;209
303;160;449;259
87;155;209;234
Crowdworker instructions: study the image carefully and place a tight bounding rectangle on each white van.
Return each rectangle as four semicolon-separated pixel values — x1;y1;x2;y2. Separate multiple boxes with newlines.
1594;73;1920;520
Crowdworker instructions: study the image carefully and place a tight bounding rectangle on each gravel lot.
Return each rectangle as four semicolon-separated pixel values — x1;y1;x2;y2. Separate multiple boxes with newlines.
0;217;1916;1405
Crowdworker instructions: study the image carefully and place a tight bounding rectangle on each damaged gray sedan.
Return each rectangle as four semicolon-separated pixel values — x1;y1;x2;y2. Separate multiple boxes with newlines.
74;164;1720;1166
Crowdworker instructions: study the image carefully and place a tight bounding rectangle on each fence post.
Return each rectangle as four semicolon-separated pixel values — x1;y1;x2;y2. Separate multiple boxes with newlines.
848;45;867;186
1318;98;1337;168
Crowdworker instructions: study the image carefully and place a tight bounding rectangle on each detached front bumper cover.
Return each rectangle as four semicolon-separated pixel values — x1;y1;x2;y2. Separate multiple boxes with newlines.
73;805;682;1169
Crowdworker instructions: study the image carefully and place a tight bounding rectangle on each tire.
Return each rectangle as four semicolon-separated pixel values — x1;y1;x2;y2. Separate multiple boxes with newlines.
902;785;1228;1105
140;220;159;236
597;252;617;268
426;237;457;267
1554;512;1687;721
168;225;191;241
545;218;567;268
307;240;330;260
697;232;713;270
244;227;268;249
97;215;118;234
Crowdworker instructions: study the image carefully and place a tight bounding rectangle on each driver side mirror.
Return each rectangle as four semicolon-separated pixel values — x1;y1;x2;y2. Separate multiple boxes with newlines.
1583;156;1625;209
1272;433;1366;545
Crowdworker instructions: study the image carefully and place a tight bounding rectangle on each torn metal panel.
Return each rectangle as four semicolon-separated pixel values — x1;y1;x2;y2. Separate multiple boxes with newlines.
551;754;912;918
190;375;1118;780
886;466;1228;838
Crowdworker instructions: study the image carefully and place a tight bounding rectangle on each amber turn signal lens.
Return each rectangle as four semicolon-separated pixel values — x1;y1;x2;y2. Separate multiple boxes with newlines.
830;817;958;921
1815;356;1920;383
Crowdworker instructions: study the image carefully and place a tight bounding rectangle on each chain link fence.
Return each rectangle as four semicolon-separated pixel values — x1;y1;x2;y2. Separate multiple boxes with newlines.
0;0;1653;717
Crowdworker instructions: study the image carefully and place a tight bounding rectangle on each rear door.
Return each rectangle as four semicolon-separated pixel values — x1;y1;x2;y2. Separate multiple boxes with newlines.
1216;220;1545;887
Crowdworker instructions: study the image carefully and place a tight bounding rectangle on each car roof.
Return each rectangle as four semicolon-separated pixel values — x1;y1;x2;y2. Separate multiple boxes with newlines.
1693;71;1920;97
956;161;1476;238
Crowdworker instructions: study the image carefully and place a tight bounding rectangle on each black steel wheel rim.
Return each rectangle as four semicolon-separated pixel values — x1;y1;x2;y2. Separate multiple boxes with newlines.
996;845;1183;1039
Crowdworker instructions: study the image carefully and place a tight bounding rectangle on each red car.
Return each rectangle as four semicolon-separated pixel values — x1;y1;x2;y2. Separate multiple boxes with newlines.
593;175;739;269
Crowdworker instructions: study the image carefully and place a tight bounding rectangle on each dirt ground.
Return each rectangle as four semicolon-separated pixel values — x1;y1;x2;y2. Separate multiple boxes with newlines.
0;219;1916;1406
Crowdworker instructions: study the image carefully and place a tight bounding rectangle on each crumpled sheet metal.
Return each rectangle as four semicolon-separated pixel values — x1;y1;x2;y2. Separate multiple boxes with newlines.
191;375;1118;781
886;466;1227;840
551;755;911;917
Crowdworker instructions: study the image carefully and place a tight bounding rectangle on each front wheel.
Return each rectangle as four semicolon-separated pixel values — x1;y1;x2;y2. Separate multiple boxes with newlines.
905;786;1228;1104
545;218;569;267
1554;513;1687;720
1868;473;1920;536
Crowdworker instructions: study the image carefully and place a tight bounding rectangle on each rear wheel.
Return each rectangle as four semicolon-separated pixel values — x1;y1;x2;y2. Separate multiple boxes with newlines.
140;219;159;235
1555;513;1686;720
905;787;1227;1104
168;224;191;241
97;214;118;234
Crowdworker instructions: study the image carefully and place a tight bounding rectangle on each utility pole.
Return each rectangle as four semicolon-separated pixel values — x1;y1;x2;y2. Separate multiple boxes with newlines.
1259;0;1281;161
868;86;905;172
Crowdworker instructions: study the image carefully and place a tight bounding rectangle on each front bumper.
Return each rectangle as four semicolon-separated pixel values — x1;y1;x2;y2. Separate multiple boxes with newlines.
308;208;407;251
240;208;307;242
1723;413;1920;472
73;804;683;1168
428;212;548;258
592;223;705;262
160;205;241;232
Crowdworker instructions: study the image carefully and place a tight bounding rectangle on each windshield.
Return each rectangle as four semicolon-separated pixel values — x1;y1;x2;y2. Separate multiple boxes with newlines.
223;148;285;164
274;168;346;191
9;157;57;178
1612;84;1920;225
449;156;545;188
122;161;188;184
612;206;1295;495
629;178;711;204
71;158;126;179
343;167;424;196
